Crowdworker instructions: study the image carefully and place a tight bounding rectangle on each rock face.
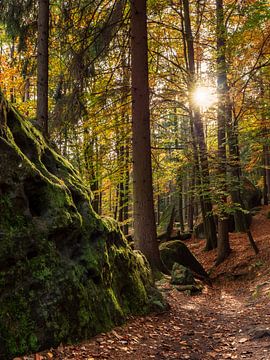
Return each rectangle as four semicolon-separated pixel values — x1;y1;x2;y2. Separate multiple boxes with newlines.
0;96;161;359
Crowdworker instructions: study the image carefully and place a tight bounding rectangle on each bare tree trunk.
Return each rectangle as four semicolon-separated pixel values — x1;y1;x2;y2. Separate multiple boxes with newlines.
187;166;195;232
263;143;270;204
177;173;185;232
117;141;130;236
120;140;130;236
130;0;164;271
84;136;100;214
263;159;268;205
259;75;270;203
182;0;217;250
215;0;230;265
10;38;16;104
37;0;49;138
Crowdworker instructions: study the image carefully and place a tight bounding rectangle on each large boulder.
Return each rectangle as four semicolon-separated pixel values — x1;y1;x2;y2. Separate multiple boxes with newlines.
159;240;210;284
0;96;163;359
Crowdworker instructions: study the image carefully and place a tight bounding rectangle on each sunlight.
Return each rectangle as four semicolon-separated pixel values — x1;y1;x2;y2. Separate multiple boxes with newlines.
192;86;217;109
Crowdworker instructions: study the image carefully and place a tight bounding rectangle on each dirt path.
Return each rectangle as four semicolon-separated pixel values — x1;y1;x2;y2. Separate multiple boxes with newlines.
22;207;270;360
41;281;269;360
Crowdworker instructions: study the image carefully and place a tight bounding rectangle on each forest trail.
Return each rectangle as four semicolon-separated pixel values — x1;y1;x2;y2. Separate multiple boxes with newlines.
24;207;270;360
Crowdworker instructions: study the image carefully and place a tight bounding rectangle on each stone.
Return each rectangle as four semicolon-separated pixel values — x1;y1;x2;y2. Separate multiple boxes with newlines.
159;240;211;285
170;263;195;285
0;95;164;359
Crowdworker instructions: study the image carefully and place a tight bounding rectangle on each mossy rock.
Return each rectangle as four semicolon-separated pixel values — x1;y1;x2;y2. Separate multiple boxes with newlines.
0;95;163;359
159;240;210;282
170;263;195;285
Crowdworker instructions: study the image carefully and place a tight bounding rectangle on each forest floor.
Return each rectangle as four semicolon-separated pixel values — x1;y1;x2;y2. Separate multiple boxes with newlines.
21;206;270;360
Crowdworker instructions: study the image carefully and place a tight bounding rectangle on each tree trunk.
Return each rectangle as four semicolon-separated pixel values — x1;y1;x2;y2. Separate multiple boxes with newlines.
117;142;130;236
263;143;270;204
130;0;164;271
259;75;270;203
182;0;217;250
215;0;231;265
37;0;49;138
84;136;100;214
10;38;16;104
227;114;247;232
187;167;195;232
177;174;185;232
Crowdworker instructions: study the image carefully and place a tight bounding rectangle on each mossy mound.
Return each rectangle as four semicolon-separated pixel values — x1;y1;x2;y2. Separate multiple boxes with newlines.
0;96;162;359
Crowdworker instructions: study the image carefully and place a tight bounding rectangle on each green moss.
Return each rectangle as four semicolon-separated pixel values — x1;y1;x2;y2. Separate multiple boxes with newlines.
0;293;39;357
0;95;164;359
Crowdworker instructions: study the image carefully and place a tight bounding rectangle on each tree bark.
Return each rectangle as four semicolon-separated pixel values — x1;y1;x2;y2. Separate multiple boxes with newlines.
130;0;164;271
187;166;195;232
182;0;217;250
37;0;49;138
84;136;100;214
177;173;185;232
263;143;270;204
215;0;231;265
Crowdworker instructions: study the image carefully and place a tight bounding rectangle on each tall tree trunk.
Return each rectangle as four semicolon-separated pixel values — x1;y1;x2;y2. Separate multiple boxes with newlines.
263;157;268;205
177;173;185;232
119;140;130;235
84;136;100;214
10;38;16;104
227;115;247;231
117;141;130;235
116;52;131;234
260;76;270;203
37;0;49;138
130;0;164;271
187;166;195;232
215;0;230;265
263;143;270;203
182;0;217;250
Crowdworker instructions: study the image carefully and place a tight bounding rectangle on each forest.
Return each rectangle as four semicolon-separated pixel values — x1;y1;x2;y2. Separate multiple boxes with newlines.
0;0;270;359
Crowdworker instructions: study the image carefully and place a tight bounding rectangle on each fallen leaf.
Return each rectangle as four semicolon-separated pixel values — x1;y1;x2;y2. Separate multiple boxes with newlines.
238;337;249;343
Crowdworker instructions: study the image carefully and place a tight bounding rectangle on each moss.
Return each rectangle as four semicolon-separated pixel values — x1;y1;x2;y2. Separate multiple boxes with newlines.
0;293;39;358
0;95;164;359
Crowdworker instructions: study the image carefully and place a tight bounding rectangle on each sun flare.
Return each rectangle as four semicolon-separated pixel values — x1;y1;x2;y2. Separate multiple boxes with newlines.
193;86;217;109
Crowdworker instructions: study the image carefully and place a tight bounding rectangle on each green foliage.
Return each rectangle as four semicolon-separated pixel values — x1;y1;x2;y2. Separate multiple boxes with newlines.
241;1;270;29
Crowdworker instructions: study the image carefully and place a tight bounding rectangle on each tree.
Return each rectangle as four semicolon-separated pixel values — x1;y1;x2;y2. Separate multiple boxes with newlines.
130;0;164;271
215;0;230;264
181;0;217;251
37;0;49;138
